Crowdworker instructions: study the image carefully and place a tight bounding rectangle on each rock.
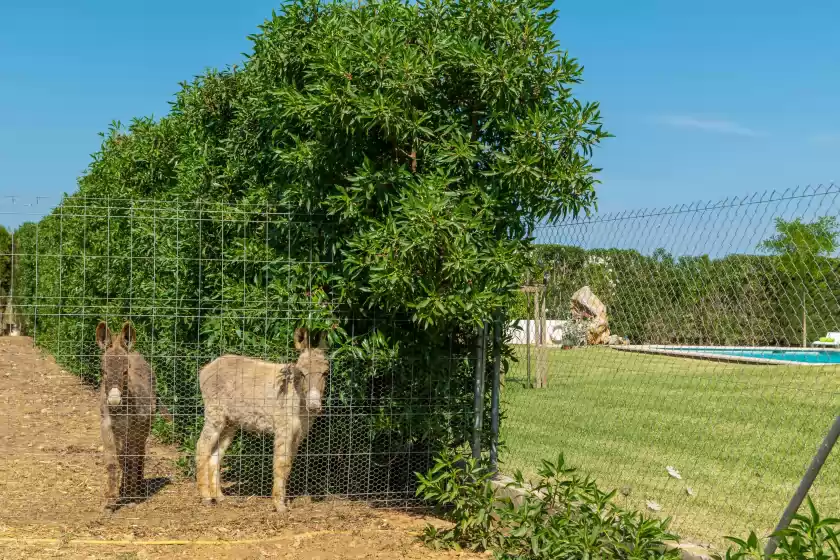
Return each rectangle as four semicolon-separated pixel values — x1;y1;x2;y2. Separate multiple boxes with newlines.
608;334;622;345
571;286;610;345
549;325;566;345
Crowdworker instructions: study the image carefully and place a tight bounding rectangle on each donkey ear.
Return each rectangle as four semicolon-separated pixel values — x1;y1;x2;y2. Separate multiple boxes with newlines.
120;322;136;350
316;331;329;349
95;321;110;350
294;327;309;350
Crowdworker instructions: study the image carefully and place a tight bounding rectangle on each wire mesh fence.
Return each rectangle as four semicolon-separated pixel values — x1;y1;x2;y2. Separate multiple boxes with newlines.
503;184;840;546
0;195;482;527
3;186;839;548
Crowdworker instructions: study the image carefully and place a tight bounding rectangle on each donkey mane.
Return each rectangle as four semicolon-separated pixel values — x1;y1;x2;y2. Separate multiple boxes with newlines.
276;363;300;397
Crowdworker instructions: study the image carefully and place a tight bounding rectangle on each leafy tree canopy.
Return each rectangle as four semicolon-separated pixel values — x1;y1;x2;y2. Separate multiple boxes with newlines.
759;216;839;258
77;0;608;329
13;0;608;488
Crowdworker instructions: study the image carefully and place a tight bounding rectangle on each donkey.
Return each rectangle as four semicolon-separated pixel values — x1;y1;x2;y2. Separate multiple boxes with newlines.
96;321;157;511
196;327;329;512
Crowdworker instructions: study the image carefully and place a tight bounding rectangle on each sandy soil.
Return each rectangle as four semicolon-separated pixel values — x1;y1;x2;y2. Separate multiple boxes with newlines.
0;337;483;559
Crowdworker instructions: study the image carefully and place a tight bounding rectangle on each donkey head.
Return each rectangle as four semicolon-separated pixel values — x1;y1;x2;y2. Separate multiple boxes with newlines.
292;327;330;413
96;321;136;408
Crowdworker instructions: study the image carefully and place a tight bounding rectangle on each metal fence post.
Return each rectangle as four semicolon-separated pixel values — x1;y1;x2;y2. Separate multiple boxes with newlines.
472;321;488;460
490;315;501;472
764;414;840;557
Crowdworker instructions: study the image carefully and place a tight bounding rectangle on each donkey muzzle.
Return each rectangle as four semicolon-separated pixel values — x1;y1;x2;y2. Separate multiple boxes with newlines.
306;389;322;413
107;388;122;407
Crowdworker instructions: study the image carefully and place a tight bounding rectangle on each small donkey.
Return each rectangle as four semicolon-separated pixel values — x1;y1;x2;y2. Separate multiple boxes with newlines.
96;321;156;511
196;327;330;512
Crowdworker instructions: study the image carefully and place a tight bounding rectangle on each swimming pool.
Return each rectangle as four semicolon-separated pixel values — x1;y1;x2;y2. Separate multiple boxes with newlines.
616;345;840;365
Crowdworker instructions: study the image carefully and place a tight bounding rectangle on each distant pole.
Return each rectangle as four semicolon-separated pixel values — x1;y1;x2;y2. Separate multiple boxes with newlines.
540;286;548;387
802;289;807;348
533;289;541;388
765;415;840;557
525;288;531;388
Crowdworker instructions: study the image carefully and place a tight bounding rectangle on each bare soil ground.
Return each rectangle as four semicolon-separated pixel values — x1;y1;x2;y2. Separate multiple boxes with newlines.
0;337;482;559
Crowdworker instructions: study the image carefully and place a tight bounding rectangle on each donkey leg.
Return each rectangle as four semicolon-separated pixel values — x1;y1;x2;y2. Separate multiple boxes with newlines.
126;424;148;499
272;427;299;513
211;425;237;501
100;419;120;511
104;453;120;511
196;418;222;505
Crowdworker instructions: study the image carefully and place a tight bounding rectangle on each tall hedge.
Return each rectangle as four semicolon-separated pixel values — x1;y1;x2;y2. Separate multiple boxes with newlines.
13;0;606;497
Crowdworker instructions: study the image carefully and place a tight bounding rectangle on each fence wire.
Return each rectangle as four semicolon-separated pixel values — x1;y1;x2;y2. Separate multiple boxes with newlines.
0;196;479;531
2;186;839;549
504;184;840;546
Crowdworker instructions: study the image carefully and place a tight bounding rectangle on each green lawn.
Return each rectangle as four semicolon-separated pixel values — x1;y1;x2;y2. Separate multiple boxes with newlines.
500;346;840;548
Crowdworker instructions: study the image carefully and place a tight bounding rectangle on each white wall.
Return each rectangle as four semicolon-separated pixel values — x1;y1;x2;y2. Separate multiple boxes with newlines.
508;320;572;345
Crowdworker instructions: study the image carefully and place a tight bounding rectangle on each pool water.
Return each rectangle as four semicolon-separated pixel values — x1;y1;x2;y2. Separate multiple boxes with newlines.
667;347;840;364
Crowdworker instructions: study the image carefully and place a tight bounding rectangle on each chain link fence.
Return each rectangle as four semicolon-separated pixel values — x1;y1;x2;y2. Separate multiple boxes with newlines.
503;184;840;547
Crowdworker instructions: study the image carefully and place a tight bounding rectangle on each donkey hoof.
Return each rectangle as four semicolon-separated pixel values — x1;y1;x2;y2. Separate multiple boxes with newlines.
274;501;288;514
201;497;217;506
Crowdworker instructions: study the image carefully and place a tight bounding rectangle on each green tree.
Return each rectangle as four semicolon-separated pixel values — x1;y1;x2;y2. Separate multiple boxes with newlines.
759;216;839;257
759;216;839;347
0;225;11;304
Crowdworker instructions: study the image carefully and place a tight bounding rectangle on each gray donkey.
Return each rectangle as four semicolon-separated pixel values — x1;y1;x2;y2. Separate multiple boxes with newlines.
196;327;329;512
96;321;156;511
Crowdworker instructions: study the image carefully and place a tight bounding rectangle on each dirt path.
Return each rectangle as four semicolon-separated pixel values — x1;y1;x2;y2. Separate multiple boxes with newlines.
0;337;482;559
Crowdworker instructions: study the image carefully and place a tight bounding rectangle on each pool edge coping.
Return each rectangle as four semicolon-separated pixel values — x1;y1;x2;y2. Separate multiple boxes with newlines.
612;345;833;366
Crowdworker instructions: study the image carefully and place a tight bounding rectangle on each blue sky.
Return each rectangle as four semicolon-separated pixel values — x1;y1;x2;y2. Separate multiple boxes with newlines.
1;0;838;225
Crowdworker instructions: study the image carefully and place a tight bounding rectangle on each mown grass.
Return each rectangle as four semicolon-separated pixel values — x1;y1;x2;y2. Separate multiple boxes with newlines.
500;346;840;547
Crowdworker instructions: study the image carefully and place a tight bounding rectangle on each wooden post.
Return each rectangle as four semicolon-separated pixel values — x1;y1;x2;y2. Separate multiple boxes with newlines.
540;288;548;387
520;285;548;389
534;289;542;388
802;289;807;348
525;288;531;388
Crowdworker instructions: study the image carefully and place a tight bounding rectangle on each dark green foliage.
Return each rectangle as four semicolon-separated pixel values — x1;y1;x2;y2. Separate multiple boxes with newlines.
13;0;605;497
0;225;12;304
416;451;680;559
715;497;840;559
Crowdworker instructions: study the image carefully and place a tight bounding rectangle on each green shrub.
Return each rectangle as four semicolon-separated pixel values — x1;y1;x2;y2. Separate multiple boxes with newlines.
416;451;679;559
715;497;840;559
14;0;607;497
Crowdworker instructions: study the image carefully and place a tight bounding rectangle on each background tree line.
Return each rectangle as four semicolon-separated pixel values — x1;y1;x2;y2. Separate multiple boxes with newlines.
517;216;840;347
